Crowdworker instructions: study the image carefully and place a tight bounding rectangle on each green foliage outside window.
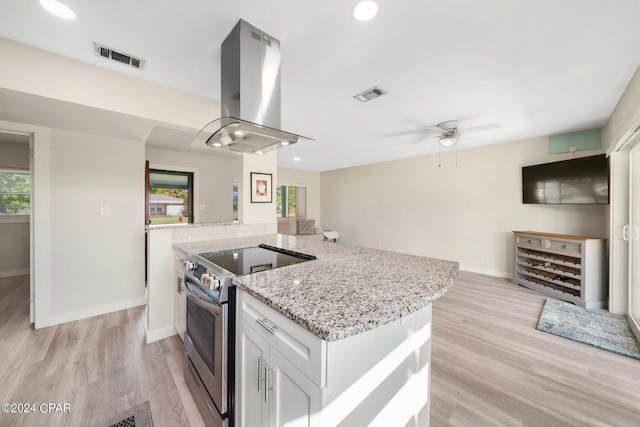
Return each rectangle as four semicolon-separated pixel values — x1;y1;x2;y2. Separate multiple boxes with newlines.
0;171;30;215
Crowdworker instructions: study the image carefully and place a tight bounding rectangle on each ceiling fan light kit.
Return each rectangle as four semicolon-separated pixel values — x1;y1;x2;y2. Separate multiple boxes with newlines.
439;136;457;146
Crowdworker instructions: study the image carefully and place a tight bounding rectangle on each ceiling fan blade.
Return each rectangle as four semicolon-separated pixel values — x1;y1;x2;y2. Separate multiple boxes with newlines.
458;123;501;135
424;126;445;135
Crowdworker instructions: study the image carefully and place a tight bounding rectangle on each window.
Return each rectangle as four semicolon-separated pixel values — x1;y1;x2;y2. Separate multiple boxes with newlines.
148;169;193;225
233;181;239;222
150;204;163;214
276;185;306;218
0;170;30;216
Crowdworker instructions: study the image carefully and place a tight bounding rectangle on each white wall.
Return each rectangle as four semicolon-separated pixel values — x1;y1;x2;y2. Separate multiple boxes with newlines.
241;151;278;225
146;146;242;223
0;139;30;277
321;137;608;277
277;167;322;226
45;129;146;322
0;37;219;130
603;65;640;151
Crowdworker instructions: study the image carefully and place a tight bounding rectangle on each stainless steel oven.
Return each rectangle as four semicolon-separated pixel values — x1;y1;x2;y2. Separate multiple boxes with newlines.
184;244;316;427
184;262;234;427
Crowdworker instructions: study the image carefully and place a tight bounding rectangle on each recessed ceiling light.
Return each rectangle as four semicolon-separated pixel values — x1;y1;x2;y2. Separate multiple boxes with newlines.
256;150;264;155
40;0;76;20
293;157;301;161
280;141;290;146
233;130;245;136
212;142;222;147
352;1;378;22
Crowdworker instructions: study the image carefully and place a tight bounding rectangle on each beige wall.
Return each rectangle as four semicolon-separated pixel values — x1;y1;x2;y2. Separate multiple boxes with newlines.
0;37;219;130
277;167;322;226
0;140;29;169
0;223;29;277
146;147;242;223
603;65;640;149
0;139;30;277
321;137;608;277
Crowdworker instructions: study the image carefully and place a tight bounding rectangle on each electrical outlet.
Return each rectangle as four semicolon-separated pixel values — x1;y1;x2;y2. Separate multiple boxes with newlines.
569;146;577;152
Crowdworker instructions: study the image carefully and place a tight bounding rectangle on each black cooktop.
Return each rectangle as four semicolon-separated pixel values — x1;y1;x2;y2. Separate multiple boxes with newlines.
198;244;316;276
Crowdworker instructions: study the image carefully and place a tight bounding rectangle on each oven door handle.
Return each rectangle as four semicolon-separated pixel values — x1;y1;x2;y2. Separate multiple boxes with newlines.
185;281;223;315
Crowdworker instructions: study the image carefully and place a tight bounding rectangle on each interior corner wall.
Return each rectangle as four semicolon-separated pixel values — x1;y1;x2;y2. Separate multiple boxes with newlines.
145;146;241;223
277;167;322;226
604;64;640;150
320;138;608;278
41;128;146;326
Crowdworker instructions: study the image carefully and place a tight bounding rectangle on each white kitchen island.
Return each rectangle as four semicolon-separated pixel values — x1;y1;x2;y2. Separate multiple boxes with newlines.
175;234;459;427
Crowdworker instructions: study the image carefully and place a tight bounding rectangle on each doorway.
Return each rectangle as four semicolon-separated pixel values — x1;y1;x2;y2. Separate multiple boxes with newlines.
0;130;32;323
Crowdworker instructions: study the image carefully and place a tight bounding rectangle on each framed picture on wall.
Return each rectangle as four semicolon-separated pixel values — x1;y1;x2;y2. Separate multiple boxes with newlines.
250;172;272;203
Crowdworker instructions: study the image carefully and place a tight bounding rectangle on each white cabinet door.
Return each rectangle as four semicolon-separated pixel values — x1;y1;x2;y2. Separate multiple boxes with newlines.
238;320;270;427
268;348;321;427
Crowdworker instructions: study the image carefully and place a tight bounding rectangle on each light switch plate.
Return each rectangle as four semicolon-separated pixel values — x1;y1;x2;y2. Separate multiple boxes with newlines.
100;205;110;216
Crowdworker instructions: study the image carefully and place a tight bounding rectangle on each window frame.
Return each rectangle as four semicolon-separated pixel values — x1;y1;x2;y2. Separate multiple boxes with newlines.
148;167;195;224
0;168;30;223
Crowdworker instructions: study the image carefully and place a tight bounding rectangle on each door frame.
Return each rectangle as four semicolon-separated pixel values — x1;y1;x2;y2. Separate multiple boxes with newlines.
627;141;640;341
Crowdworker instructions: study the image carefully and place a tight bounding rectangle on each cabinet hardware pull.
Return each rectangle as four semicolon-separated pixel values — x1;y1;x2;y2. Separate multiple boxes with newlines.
177;277;184;294
562;244;567;249
258;357;268;391
528;239;532;243
256;318;278;334
265;365;275;402
633;226;639;242
623;225;629;242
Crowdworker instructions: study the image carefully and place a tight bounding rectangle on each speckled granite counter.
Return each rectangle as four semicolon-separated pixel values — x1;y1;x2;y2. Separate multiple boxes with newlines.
174;234;459;341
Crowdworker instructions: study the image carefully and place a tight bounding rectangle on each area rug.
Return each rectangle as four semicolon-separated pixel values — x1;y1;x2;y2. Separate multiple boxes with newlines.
104;401;153;427
536;299;640;361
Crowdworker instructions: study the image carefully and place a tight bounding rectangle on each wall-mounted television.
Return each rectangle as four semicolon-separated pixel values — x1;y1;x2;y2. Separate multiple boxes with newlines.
522;154;609;205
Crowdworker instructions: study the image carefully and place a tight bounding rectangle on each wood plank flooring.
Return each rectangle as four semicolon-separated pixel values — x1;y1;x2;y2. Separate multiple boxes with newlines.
431;271;640;427
0;275;205;427
1;272;638;426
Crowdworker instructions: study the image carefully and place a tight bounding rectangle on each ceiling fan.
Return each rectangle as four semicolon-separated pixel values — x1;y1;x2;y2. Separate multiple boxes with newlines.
421;120;501;147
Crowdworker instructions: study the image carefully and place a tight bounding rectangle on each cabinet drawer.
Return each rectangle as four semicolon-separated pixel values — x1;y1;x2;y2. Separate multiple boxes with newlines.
547;239;581;255
516;235;544;248
238;291;326;387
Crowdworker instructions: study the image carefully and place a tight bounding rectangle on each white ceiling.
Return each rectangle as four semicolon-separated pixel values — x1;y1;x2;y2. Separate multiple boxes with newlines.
1;0;639;171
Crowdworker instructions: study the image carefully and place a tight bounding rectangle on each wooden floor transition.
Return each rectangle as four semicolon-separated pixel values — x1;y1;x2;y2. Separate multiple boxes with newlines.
0;272;638;427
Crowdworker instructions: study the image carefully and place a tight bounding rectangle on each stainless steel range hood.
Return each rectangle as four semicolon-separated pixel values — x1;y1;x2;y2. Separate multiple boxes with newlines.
193;19;312;154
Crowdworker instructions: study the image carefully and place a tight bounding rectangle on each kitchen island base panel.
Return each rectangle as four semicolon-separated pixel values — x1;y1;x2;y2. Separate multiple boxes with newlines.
236;290;432;427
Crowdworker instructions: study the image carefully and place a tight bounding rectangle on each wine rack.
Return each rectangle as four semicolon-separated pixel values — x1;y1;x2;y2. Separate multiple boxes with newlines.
512;231;608;309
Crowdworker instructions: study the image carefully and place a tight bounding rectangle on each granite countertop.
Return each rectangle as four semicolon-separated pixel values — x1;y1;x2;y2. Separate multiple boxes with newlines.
174;234;459;341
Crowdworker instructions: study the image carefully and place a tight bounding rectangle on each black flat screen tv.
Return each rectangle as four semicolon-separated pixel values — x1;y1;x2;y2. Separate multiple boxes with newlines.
522;154;609;204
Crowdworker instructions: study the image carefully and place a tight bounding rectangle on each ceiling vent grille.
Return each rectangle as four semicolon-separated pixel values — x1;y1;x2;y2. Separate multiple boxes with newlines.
93;42;146;70
353;86;387;103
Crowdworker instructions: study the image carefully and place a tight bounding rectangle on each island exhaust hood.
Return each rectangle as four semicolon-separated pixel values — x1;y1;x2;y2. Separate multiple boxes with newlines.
193;19;312;154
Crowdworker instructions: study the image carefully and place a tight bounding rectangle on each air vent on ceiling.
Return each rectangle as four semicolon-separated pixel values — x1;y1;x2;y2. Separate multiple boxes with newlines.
93;42;146;70
353;86;387;103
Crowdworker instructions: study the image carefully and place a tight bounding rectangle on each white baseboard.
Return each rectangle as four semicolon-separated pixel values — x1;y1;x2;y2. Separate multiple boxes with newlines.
35;296;147;329
0;268;29;278
145;325;177;344
459;266;511;279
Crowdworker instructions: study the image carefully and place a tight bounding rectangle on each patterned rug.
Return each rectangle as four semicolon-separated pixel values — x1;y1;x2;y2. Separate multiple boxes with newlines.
105;401;153;427
536;299;640;361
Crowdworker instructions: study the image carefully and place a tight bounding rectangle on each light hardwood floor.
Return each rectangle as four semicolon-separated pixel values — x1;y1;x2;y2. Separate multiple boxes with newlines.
431;271;640;427
0;275;205;427
1;273;638;427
